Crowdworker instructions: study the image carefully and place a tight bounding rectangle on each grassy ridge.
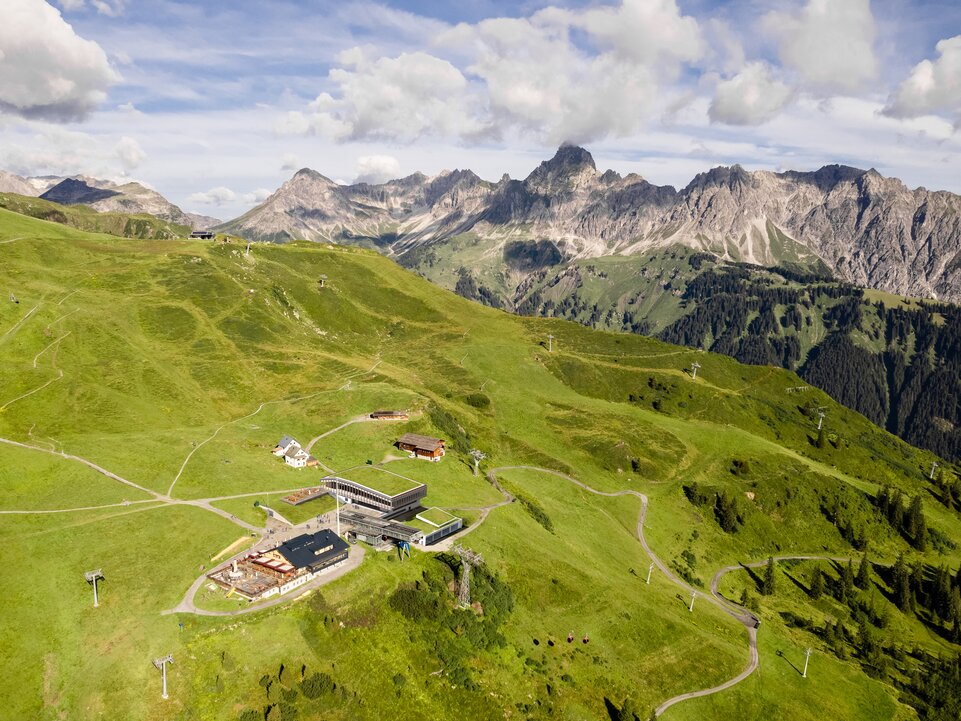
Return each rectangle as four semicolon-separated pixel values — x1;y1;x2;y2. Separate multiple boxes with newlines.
0;211;956;720
0;193;189;239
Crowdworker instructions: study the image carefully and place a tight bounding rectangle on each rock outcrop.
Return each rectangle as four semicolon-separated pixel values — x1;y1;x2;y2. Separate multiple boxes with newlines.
218;145;961;303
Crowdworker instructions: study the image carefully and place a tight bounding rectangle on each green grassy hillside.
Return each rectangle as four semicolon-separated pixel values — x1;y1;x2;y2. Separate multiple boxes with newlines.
0;192;189;239
421;242;961;464
1;209;959;720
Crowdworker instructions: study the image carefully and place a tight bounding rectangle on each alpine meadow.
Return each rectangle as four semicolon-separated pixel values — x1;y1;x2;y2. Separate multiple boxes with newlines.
4;1;961;720
2;205;960;721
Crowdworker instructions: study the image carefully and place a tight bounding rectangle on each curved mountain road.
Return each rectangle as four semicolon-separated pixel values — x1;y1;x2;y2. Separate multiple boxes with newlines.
484;466;766;717
484;467;860;715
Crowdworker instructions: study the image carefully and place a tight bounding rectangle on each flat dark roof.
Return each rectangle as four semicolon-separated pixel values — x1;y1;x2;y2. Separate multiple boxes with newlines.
277;529;348;570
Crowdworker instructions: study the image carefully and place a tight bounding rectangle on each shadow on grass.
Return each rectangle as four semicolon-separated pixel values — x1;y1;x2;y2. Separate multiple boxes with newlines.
743;563;764;591
776;648;804;676
782;568;811;596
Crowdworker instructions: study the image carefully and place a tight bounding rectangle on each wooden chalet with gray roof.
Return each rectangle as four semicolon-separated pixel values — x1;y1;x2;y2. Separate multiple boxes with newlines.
396;433;446;461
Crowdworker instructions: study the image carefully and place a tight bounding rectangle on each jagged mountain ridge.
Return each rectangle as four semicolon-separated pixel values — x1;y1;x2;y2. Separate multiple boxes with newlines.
0;171;218;230
221;145;961;303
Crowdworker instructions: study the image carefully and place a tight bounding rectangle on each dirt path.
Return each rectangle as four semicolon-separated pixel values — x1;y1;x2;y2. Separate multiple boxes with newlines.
165;392;325;496
32;332;70;368
304;414;370;452
480;465;764;717
0;304;39;344
165;359;382;496
0;436;164;499
0;499;159;514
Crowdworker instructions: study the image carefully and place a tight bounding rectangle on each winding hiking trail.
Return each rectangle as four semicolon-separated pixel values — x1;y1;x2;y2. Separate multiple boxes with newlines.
483;465;763;717
304;414;371;452
165;360;381;496
477;466;859;716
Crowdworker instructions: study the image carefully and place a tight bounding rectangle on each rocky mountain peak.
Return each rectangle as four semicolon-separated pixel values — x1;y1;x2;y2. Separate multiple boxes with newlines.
525;144;597;195
292;167;337;185
41;178;120;205
218;146;961;304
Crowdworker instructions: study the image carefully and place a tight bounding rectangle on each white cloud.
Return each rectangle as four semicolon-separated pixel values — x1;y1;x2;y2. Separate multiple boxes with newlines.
242;188;272;204
285;51;484;142
884;35;961;119
354;154;401;184
189;186;270;207
709;62;794;125
0;0;119;121
284;0;704;145
762;0;876;94
114;135;145;171
280;153;300;171
561;0;703;66
90;0;125;17
188;186;237;205
56;0;85;9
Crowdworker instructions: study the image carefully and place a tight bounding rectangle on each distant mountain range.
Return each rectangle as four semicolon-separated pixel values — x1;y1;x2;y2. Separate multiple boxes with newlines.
0;170;220;230
219;145;961;304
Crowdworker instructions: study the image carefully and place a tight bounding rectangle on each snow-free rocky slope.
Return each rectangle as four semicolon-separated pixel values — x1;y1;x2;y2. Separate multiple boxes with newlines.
222;145;961;303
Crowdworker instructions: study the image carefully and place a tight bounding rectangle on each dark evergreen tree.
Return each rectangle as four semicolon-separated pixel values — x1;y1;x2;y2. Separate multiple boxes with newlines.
762;557;776;596
892;554;911;612
810;566;824;600
907;496;928;552
911;563;926;611
840;560;855;603
856;554;871;591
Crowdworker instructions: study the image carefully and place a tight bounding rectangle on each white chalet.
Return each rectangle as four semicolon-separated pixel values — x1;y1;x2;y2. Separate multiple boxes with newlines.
272;435;298;457
284;445;310;468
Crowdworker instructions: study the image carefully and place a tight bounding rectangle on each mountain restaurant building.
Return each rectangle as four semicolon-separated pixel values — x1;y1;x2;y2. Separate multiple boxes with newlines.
395;433;446;461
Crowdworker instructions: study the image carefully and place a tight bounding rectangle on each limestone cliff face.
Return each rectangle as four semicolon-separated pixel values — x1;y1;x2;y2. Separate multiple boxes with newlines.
221;146;961;303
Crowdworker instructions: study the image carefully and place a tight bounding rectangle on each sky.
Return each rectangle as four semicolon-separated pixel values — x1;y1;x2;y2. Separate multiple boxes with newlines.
1;0;960;220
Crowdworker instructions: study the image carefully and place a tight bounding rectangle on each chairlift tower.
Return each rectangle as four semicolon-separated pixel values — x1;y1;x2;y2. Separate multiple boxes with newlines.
930;461;939;480
689;590;697;612
646;561;654;585
547;334;554;353
691;361;701;380
816;408;826;431
452;544;484;607
152;654;174;699
84;569;104;608
802;647;812;678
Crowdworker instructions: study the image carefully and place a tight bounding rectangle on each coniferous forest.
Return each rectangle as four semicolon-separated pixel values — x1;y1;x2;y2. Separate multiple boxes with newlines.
658;266;961;462
484;253;961;463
